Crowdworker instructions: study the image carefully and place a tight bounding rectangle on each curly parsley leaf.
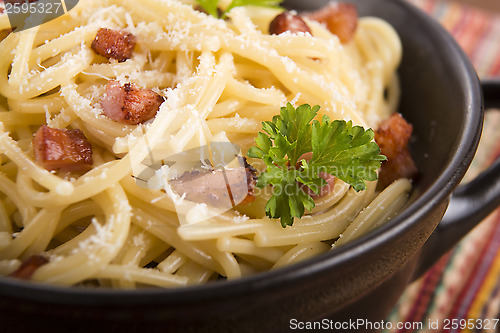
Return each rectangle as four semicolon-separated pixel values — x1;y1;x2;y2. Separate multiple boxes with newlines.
226;0;283;15
195;0;220;17
195;0;282;18
247;103;386;228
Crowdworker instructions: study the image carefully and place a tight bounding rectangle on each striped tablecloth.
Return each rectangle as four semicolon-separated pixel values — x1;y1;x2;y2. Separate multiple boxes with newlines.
386;0;500;332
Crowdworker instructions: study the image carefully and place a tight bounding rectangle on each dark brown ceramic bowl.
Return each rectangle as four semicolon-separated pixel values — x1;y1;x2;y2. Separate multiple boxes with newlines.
1;0;500;332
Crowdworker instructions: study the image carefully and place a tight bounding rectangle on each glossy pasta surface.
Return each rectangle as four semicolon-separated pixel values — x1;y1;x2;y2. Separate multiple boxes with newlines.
0;0;411;288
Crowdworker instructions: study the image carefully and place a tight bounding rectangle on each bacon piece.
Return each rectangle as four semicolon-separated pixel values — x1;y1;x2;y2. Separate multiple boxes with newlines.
240;158;258;205
375;113;418;188
304;2;358;43
9;255;49;280
101;80;164;125
169;158;257;209
299;171;336;199
33;125;93;172
269;11;312;35
306;172;335;199
296;152;336;199
91;28;136;62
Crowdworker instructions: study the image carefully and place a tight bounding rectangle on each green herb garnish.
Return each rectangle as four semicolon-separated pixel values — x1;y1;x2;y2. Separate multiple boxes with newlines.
247;103;386;228
195;0;282;18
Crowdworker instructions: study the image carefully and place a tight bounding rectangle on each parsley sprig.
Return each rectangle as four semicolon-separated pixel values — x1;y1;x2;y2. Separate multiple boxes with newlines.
247;103;386;228
195;0;282;18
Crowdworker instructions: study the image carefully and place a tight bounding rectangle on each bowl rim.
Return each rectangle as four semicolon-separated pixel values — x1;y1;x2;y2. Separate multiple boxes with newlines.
0;0;483;306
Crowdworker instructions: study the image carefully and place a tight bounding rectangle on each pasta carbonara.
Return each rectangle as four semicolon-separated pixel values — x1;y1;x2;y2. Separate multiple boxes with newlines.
0;0;412;288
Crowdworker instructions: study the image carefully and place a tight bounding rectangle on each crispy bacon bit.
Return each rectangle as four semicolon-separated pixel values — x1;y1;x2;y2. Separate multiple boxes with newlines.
101;80;164;125
33;125;93;172
304;2;358;43
169;158;257;209
269;11;312;35
9;255;49;280
91;28;136;62
375;113;418;189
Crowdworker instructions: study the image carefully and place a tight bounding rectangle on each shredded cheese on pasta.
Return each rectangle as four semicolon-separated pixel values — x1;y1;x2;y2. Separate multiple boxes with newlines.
0;0;410;288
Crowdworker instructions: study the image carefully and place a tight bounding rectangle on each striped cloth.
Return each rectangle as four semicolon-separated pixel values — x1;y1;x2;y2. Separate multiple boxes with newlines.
385;0;500;332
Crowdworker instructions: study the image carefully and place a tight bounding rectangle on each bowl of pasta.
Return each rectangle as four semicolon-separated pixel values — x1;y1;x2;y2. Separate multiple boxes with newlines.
0;0;499;331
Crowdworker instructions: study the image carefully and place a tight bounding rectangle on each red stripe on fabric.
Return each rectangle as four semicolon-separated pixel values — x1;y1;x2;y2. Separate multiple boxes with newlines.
443;221;500;326
426;0;437;14
478;212;500;323
449;8;470;40
490;51;500;76
491;137;500;163
461;12;488;58
396;253;452;333
412;0;437;15
468;15;493;67
457;215;500;329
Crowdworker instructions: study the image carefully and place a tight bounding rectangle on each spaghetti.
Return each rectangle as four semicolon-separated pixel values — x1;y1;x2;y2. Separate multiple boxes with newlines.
0;0;412;288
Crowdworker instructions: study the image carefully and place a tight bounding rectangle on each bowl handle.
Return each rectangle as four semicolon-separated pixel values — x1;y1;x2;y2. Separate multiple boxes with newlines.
413;79;500;278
